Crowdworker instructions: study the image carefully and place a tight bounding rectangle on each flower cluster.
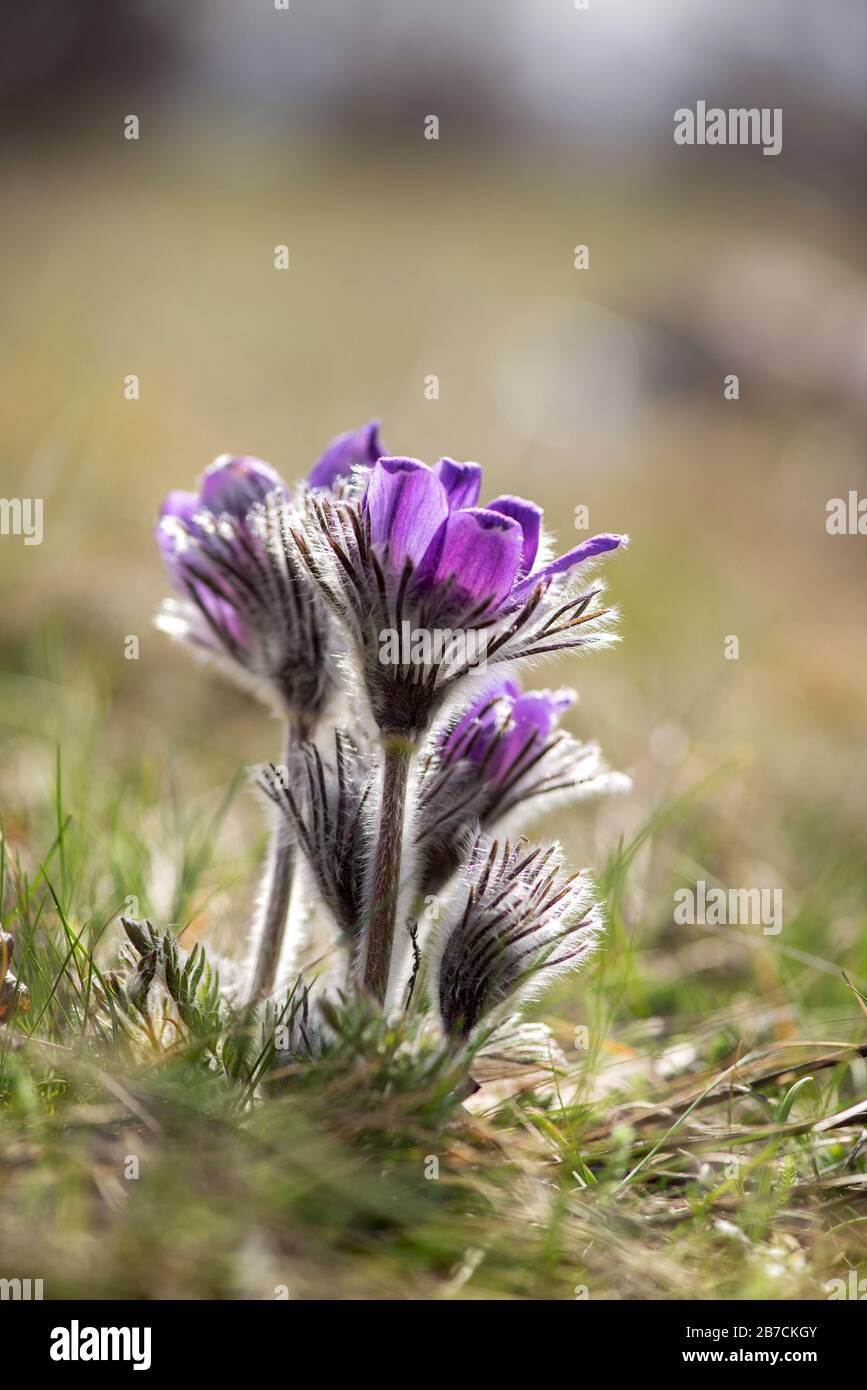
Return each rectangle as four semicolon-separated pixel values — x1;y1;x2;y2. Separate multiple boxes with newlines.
154;422;628;1058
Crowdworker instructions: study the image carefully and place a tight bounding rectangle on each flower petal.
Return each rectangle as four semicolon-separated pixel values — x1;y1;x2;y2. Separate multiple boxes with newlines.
443;681;575;770
443;678;516;759
155;516;248;647
417;507;523;615
433;458;482;512
200;455;287;519
486;495;542;576
155;516;186;574
491;689;572;781
159;490;202;528
510;532;626;603
308;420;385;490
364;457;449;568
508;689;569;749
511;691;561;740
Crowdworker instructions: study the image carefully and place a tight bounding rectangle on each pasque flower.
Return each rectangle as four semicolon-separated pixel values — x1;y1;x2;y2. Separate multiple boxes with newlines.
255;731;373;954
442;678;575;782
155;427;385;1006
291;454;625;741
417;677;628;895
434;835;602;1039
156;453;334;721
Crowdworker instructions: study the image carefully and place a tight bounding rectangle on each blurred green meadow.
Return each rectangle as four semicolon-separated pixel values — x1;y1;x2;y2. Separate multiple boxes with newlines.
1;123;866;1299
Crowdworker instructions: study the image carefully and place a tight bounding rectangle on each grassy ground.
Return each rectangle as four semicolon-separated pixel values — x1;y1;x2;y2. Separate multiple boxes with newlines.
1;134;866;1299
1;635;865;1300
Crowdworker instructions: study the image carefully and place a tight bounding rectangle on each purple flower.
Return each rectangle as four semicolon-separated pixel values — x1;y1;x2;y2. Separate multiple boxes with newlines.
308;421;385;491
416;677;628;894
199;454;289;517
362;456;622;623
156;453;332;719
290;454;626;739
157;454;287;550
441;679;574;785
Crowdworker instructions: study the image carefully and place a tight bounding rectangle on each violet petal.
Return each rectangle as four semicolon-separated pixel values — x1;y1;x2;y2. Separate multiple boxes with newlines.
159;490;202;529
200;455;287;520
416;507;523;614
432;458;482;512
308;420;385;490
364;457;449;567
510;532;625;603
486;495;543;576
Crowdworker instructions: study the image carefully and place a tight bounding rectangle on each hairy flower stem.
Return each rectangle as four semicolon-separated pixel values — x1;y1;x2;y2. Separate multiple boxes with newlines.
248;720;305;1003
363;738;414;1002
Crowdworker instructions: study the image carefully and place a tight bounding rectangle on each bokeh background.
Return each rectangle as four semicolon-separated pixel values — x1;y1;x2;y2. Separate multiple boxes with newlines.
2;1;866;1028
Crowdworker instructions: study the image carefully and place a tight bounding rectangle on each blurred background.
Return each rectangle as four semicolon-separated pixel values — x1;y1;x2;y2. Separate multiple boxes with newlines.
1;0;865;1012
